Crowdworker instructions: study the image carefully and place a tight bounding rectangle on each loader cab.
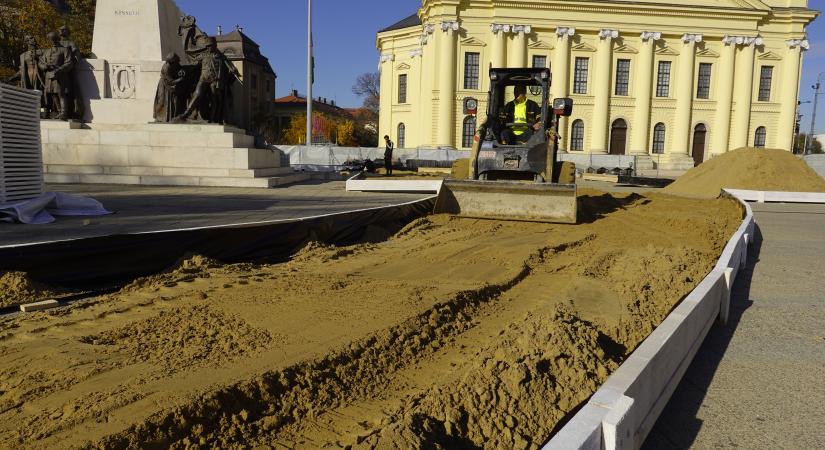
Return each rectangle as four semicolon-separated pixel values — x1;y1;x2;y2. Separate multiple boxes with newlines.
473;67;567;182
486;68;552;146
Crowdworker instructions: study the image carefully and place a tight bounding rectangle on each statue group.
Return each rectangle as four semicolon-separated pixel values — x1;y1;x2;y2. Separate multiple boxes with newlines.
5;27;84;121
3;15;240;126
153;15;242;125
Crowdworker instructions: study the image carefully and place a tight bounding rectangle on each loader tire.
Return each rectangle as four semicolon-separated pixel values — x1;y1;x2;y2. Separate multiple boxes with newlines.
556;161;577;184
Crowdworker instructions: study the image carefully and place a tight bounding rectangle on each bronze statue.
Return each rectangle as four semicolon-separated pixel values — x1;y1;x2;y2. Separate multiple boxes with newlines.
58;26;84;121
40;31;74;120
177;36;240;124
6;36;44;93
153;52;185;122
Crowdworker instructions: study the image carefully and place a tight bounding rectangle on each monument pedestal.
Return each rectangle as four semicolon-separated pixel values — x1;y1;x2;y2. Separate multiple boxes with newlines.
42;121;309;188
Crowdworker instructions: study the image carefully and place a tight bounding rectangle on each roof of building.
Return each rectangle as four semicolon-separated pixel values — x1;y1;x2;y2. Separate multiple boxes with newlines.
216;29;276;77
273;90;351;116
378;13;421;33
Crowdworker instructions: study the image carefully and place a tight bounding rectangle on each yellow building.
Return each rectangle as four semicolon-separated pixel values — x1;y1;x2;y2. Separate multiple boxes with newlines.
376;0;817;169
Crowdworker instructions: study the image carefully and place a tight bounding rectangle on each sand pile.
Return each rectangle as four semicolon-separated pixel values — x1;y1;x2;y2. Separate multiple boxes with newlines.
0;191;743;449
0;271;62;308
664;147;825;198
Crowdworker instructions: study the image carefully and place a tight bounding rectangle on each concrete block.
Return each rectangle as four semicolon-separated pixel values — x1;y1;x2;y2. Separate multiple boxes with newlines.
45;164;104;175
543;404;607;450
48;128;99;145
40;120;82;130
160;167;231;177
149;131;209;148
44;173;81;183
20;300;59;312
42;143;80;165
99;130;150;146
719;267;734;325
88;145;130;166
207;132;254;148
346;179;443;193
78;174;140;185
139;175;202;187
603;395;635;450
105;166;163;176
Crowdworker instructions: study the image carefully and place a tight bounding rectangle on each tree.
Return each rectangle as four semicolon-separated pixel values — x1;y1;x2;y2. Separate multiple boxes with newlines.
352;72;380;114
350;107;378;147
0;0;94;80
796;133;823;154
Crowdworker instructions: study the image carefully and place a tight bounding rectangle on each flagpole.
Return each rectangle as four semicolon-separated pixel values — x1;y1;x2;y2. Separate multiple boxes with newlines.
306;0;313;146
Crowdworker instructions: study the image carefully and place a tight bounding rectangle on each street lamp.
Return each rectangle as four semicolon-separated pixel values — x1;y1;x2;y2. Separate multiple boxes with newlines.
805;72;825;155
306;0;313;147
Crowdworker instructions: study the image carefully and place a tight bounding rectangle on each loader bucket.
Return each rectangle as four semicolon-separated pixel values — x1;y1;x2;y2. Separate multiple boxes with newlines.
433;180;577;224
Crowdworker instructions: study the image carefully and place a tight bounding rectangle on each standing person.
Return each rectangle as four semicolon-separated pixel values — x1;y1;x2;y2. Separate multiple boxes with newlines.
383;135;394;176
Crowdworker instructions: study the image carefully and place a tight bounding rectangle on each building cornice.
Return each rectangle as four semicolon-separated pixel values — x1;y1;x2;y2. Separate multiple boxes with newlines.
487;0;772;20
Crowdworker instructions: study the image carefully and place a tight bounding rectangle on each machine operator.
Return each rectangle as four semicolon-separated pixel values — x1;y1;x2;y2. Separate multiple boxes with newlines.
500;84;542;145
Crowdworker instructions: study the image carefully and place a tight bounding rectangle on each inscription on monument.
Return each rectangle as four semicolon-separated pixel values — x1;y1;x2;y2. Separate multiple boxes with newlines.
114;10;140;16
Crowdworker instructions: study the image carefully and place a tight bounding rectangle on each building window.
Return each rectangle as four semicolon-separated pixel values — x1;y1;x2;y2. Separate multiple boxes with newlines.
251;74;258;92
656;61;671;98
652;123;666;154
697;63;712;99
754;126;767;148
462;116;476;148
615;59;630;96
571;120;585;151
758;66;773;102
397;123;405;148
464;52;480;90
574;57;589;94
532;55;547;69
398;74;407;103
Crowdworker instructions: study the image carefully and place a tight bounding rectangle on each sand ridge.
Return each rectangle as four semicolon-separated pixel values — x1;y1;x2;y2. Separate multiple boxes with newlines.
0;191;743;449
664;147;825;198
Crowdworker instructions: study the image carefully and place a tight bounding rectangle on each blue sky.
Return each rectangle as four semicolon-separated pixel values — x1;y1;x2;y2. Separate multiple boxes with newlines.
178;0;825;133
176;0;421;109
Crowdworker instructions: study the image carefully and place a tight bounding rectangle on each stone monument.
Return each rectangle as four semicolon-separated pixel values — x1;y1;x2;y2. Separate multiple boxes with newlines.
39;0;307;188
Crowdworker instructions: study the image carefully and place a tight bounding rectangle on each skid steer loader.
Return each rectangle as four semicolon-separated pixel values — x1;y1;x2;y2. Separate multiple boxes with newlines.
434;68;577;223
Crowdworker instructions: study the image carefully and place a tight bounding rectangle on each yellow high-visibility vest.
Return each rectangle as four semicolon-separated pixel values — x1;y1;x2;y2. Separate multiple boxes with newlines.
513;100;528;135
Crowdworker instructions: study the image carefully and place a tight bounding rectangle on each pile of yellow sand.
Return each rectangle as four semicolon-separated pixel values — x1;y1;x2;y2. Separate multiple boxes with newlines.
0;271;61;308
663;148;825;199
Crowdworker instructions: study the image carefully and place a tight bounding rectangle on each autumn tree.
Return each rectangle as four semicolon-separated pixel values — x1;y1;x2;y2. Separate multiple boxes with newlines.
0;0;95;80
352;72;380;114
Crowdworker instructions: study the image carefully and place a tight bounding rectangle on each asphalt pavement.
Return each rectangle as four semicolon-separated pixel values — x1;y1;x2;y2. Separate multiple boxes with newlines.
644;202;825;449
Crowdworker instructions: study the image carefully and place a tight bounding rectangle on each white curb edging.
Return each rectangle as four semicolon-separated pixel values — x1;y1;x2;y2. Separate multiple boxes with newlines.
345;171;444;193
723;189;825;204
545;189;758;450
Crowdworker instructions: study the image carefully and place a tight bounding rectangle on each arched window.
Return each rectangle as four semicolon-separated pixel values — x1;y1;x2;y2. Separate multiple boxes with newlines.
462;116;477;148
652;123;666;154
571;120;585;151
754;126;767;148
397;123;405;149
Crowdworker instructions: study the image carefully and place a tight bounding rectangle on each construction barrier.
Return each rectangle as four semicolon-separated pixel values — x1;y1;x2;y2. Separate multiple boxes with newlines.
345;172;444;193
544;188;757;450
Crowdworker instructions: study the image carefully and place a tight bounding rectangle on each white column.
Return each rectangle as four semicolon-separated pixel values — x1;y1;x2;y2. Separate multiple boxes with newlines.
778;40;807;151
437;21;459;148
490;24;507;68
732;36;760;149
671;34;701;156
630;31;661;154
378;53;394;143
553;27;575;152
509;24;531;68
713;36;737;155
591;29;619;154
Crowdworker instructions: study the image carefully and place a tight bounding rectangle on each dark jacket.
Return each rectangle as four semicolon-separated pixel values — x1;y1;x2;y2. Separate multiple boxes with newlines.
384;140;394;159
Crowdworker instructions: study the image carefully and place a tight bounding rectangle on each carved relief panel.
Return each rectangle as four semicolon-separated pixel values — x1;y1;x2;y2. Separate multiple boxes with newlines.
110;64;137;99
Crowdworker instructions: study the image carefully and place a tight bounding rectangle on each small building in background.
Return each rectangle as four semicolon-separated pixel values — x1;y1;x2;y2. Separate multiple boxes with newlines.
216;27;277;132
271;90;352;144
